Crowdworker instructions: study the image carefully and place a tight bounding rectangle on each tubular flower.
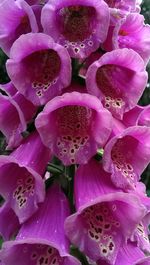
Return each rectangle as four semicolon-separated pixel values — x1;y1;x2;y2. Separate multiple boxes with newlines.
6;33;71;106
86;48;148;120
97;242;146;265
0;184;81;265
41;0;110;59
131;217;150;253
123;105;150;128
0;82;37;149
0;202;20;241
0;0;38;56
0;132;51;223
102;126;150;190
65;159;146;264
0;93;26;150
35;91;112;165
103;0;136;10
113;13;150;65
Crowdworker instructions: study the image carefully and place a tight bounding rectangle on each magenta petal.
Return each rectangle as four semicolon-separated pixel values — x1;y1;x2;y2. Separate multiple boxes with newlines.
0;94;26;149
0;185;80;265
6;33;71;106
86;48;148;120
0;82;17;97
137;105;150;127
136;257;150;265
35;91;112;165
0;132;51;223
65;159;146;264
103;126;150;190
10;132;51;175
41;0;110;59
123;105;150;128
112;242;145;265
0;0;38;56
97;242;145;265
0;202;20;240
103;0;136;10
113;13;150;64
131;212;150;253
1;82;37;123
12;93;37;124
123;105;144;127
74;159;120;210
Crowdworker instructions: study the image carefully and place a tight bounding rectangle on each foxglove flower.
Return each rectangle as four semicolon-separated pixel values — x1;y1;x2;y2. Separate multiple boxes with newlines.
0;0;38;56
0;132;51;223
137;106;150;127
0;184;81;265
32;4;43;32
0;93;27;149
123;106;144;127
41;0;110;59
108;117;126;140
113;13;150;64
1;82;37;124
0;202;20;240
123;105;150;127
103;0;136;10
97;241;145;265
65;159;146;264
86;48;148;120
35;91;112;165
6;33;71;106
102;7;128;52
102;126;150;190
131;215;150;253
0;82;37;149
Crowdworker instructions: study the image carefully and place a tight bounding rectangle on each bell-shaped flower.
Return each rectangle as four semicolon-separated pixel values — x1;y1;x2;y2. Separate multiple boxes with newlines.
113;13;150;65
102;7;128;52
123;105;150;128
0;184;81;265
115;242;147;265
6;33;71;106
97;241;146;265
131;215;150;254
103;0;136;10
0;202;20;241
0;132;51;223
0;0;38;56
65;159;146;264
41;0;110;59
86;48;148;120
0;93;26;149
102;126;150;190
0;82;37;149
35;91;112;165
32;4;43;32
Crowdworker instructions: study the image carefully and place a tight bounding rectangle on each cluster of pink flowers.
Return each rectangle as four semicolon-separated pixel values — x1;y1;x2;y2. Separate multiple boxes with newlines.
0;0;150;264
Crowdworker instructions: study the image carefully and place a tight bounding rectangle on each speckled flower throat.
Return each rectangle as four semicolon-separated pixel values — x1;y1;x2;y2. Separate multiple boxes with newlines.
96;65;127;110
111;136;138;183
55;105;93;164
23;49;61;97
81;202;120;259
14;244;63;265
57;6;96;42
